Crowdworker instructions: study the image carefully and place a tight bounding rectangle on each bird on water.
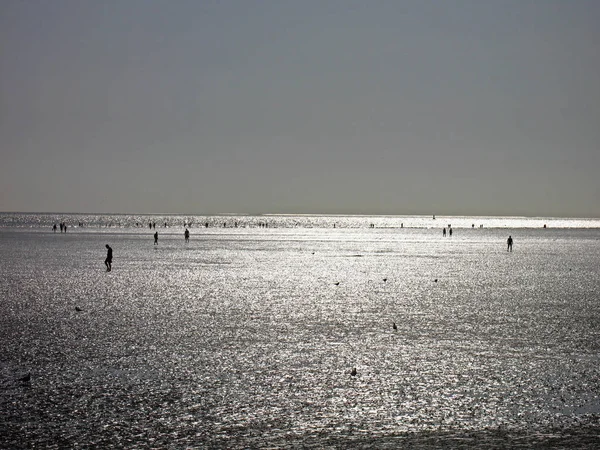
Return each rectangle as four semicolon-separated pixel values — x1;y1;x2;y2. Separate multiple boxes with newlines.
350;367;357;376
18;373;31;383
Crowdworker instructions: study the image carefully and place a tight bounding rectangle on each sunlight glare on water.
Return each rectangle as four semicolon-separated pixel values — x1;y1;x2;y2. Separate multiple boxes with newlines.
1;214;600;447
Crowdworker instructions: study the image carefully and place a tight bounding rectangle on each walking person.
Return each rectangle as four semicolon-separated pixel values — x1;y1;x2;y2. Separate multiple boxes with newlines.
154;231;158;245
184;228;190;243
507;235;513;252
105;244;113;271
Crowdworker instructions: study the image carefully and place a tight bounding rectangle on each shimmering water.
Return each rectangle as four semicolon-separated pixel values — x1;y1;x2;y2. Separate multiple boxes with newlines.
2;212;600;230
1;214;600;448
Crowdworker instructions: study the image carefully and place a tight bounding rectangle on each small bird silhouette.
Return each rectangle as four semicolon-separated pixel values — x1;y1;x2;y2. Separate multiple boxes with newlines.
392;322;397;330
18;373;31;383
350;367;357;376
334;282;340;286
434;279;438;283
75;306;82;312
383;278;388;282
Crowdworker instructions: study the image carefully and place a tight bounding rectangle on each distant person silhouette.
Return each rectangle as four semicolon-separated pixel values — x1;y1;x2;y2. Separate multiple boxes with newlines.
53;224;57;233
449;227;452;237
154;231;158;245
184;228;190;243
443;228;446;237
507;236;513;252
105;244;112;271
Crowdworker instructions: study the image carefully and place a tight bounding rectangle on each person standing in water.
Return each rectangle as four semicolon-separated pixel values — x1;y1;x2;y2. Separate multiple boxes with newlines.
105;244;112;271
154;231;158;245
507;235;513;252
184;228;190;243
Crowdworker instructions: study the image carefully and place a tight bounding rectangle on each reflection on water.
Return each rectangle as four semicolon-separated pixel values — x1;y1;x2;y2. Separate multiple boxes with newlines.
2;212;600;230
1;221;600;448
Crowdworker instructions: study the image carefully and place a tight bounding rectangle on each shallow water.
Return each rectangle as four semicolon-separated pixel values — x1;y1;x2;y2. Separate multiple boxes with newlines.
1;219;600;448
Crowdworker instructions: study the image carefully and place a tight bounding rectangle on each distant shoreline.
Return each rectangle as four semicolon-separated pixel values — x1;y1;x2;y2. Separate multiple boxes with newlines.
1;212;600;230
1;211;599;220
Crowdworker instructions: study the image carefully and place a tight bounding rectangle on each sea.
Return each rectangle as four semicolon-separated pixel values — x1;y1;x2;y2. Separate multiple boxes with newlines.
1;213;600;448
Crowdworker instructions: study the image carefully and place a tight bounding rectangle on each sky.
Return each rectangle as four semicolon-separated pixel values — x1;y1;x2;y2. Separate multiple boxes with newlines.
1;0;599;217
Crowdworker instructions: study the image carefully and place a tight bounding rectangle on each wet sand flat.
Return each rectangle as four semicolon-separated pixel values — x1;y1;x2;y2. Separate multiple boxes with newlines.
1;224;600;448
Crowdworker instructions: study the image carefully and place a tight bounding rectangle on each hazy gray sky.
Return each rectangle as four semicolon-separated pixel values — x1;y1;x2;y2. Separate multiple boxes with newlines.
1;0;599;216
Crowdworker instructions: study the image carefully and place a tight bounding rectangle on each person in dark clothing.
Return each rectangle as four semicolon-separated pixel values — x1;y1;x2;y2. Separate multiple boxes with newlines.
105;244;113;271
507;236;513;252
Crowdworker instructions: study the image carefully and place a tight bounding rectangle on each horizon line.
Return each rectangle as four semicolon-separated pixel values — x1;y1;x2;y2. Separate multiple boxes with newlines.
1;210;599;220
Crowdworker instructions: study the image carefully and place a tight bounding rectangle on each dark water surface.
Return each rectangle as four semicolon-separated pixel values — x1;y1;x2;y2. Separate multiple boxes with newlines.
1;223;600;448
